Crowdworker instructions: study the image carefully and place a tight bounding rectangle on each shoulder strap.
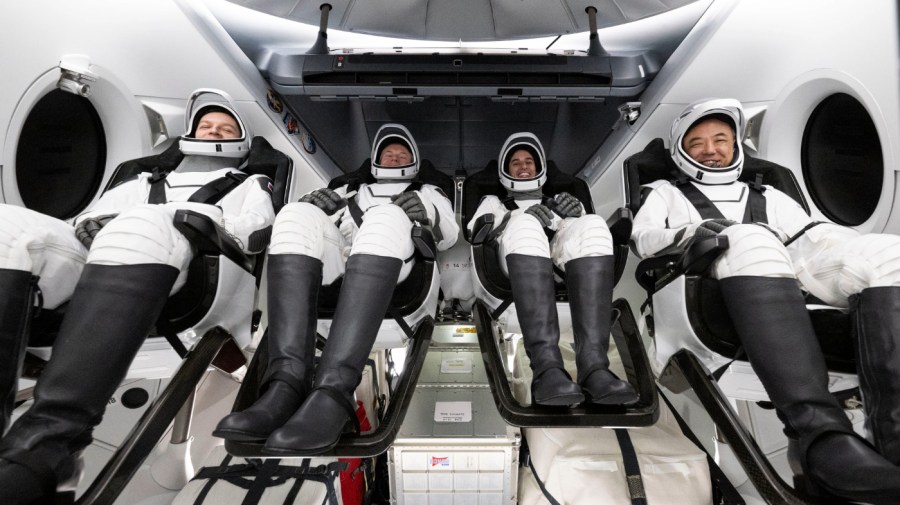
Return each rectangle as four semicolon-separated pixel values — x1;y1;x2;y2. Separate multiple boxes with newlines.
677;177;769;225
674;179;726;220
148;168;168;204
743;174;768;224
188;172;250;205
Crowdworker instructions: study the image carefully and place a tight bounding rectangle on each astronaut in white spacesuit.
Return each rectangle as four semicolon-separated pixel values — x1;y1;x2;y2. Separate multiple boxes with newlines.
0;89;275;504
215;123;458;455
631;98;900;503
466;132;637;407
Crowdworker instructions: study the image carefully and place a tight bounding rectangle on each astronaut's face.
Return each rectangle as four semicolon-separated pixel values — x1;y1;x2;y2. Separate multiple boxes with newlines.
683;118;734;168
195;112;241;140
379;143;413;167
507;149;537;179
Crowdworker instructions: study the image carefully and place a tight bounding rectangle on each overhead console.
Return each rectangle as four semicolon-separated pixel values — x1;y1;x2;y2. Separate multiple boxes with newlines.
263;5;656;101
265;50;657;101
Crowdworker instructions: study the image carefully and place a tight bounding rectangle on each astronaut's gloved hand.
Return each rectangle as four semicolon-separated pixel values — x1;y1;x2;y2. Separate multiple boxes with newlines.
299;188;345;216
525;204;555;228
551;192;583;218
698;219;737;235
391;192;429;224
75;214;117;249
681;219;737;246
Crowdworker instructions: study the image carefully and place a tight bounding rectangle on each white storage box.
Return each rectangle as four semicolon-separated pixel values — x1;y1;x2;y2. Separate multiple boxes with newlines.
389;346;519;505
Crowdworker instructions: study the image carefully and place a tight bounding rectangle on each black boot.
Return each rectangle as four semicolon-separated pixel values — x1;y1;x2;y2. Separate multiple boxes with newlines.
264;254;403;455
214;254;322;441
566;256;637;405
0;263;178;505
0;269;38;434
720;276;900;504
852;286;900;465
507;254;584;406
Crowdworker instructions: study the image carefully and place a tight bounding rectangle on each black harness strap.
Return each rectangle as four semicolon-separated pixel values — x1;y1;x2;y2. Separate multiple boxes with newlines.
614;428;649;505
388;306;417;341
148;168;168;204
190;457;347;505
147;169;251;206
241;459;283;505
189;172;250;204
526;457;562;505
676;176;768;224
675;179;725;220
744;174;768;224
783;221;824;247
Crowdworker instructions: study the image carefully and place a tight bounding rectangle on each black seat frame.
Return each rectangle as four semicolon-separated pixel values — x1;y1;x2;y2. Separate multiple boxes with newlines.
463;160;657;427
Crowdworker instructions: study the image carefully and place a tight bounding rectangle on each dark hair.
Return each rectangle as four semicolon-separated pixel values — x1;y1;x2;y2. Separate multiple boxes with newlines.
190;105;240;137
504;145;542;175
691;113;735;134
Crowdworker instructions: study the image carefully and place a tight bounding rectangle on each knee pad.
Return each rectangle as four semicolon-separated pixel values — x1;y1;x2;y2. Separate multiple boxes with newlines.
88;205;192;271
350;204;414;260
269;202;341;259
551;214;613;266
714;224;794;278
500;213;550;258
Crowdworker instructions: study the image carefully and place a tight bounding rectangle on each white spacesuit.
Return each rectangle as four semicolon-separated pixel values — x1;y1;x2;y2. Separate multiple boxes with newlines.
215;123;458;455
0;89;275;505
466;132;637;407
631;98;900;503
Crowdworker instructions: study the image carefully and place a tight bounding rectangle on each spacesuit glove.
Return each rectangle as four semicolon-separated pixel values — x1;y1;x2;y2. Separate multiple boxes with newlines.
698;219;736;234
680;219;736;247
391;192;429;224
299;187;345;216
551;192;583;218
74;214;117;249
524;204;555;228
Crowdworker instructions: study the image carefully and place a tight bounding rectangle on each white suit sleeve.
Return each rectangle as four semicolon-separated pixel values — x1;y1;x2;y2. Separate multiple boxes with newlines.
215;175;276;253
74;176;148;225
631;183;700;258
466;196;508;237
417;185;458;251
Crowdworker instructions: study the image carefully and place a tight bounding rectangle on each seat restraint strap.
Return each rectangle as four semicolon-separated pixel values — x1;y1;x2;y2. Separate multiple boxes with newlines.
189;172;250;205
675;180;727;221
614;428;648;505
677;177;769;225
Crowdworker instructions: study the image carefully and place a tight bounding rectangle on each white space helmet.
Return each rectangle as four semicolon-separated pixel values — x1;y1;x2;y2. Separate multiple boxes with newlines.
499;132;547;192
371;123;419;180
179;88;250;158
670;98;745;185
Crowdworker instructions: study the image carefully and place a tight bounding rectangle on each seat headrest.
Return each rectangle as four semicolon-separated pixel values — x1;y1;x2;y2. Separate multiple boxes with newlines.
462;159;594;229
105;136;292;212
328;158;454;198
624;138;809;215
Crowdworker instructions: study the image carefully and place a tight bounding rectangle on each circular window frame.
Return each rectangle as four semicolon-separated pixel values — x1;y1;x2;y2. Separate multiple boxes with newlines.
760;69;896;233
2;66;149;216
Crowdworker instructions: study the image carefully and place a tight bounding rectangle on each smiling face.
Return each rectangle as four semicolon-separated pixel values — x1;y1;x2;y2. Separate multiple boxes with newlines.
682;117;735;169
379;142;413;167
194;111;241;140
507;148;537;179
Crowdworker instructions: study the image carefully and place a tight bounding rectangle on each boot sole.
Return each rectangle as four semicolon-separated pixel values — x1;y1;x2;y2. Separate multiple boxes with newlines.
533;392;585;407
586;392;640;406
212;428;269;442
